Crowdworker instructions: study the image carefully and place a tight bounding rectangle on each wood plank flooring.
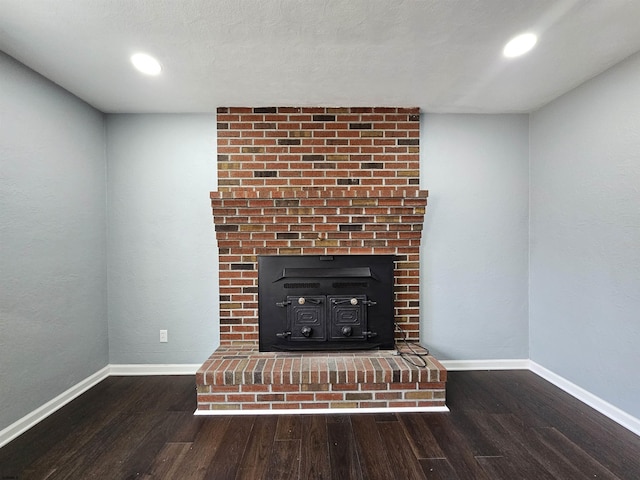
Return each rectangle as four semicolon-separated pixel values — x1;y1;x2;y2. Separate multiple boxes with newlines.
1;370;639;479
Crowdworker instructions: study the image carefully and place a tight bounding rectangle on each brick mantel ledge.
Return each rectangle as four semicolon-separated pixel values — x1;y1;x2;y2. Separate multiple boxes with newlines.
211;187;428;200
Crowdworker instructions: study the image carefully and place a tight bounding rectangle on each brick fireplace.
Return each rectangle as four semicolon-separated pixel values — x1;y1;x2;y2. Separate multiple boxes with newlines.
196;107;447;413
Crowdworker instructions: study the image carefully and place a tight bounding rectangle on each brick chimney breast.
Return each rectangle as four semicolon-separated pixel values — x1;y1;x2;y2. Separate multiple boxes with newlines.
212;107;427;347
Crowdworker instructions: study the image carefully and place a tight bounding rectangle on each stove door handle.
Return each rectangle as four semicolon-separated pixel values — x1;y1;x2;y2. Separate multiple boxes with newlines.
332;298;360;305
332;298;377;307
299;297;321;305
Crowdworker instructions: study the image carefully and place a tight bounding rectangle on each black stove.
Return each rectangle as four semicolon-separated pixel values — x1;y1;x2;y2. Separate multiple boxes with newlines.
258;255;395;351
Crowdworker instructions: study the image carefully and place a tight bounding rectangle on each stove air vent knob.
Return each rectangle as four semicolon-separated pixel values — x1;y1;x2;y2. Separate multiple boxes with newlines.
301;326;313;337
341;326;353;337
350;298;358;305
298;297;305;305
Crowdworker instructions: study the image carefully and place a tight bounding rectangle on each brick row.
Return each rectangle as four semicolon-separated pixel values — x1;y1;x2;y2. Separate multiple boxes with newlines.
197;347;446;386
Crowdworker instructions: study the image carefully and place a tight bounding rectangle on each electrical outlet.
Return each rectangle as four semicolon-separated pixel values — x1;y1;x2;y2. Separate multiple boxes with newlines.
159;329;168;343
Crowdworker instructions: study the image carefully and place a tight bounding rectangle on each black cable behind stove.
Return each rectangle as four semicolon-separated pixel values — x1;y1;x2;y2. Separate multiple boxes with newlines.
394;322;431;368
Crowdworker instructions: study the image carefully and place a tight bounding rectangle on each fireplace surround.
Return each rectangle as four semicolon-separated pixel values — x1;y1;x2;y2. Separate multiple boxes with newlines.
196;107;447;413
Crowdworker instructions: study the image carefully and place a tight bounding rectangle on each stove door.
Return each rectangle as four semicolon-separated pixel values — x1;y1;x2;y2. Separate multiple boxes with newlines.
329;295;368;341
287;295;327;342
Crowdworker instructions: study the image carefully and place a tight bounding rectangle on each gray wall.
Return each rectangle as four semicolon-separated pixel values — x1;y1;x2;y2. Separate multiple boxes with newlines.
530;52;640;418
0;53;108;430
106;114;219;364
420;114;530;360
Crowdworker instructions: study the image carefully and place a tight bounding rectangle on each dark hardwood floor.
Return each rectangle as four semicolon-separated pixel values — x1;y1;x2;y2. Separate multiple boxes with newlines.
1;370;639;479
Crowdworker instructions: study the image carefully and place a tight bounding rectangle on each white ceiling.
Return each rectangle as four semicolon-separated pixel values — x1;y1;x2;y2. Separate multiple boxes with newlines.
1;0;639;114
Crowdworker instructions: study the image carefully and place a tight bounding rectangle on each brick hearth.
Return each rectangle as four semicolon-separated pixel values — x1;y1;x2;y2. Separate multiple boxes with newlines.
196;107;446;413
196;346;447;413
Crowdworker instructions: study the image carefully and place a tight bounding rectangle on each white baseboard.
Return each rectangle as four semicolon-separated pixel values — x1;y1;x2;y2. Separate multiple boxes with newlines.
195;405;450;416
108;364;201;376
440;359;530;371
0;366;110;449
529;361;640;437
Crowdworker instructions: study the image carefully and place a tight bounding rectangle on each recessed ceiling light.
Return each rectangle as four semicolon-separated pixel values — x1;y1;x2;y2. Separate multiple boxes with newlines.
503;33;537;58
130;53;162;75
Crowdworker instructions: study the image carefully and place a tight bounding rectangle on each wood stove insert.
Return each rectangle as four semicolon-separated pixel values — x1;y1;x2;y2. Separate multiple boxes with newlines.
258;255;395;351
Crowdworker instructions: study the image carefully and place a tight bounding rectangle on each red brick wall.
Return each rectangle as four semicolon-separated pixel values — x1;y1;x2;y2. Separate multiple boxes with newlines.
212;107;427;347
